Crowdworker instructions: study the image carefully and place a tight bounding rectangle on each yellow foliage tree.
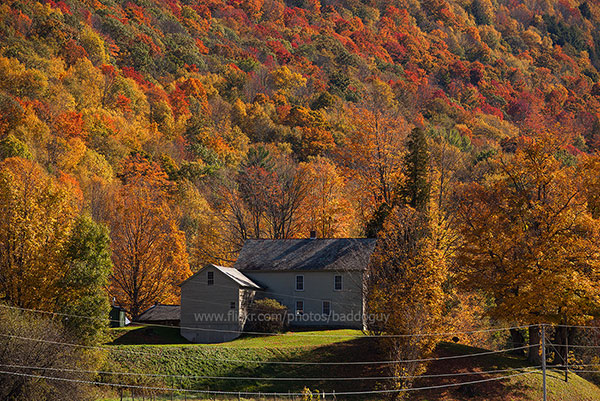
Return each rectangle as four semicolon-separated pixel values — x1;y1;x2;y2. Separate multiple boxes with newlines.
455;134;600;362
269;66;307;95
367;205;447;392
337;86;407;228
0;157;76;308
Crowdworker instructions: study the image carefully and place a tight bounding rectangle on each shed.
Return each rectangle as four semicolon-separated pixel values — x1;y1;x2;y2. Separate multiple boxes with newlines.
109;305;128;328
137;304;180;326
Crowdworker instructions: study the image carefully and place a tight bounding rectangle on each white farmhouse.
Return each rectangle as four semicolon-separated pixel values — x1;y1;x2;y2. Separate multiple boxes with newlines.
180;237;376;343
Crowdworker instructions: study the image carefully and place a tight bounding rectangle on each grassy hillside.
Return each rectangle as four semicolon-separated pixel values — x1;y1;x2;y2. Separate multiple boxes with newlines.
101;329;377;396
410;343;600;401
99;329;600;401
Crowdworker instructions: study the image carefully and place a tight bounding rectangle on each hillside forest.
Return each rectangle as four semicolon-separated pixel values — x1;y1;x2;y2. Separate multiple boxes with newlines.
2;0;600;391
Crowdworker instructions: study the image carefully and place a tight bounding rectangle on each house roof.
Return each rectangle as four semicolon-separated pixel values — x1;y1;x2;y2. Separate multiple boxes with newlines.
234;238;377;272
214;265;263;289
180;263;263;290
138;304;180;322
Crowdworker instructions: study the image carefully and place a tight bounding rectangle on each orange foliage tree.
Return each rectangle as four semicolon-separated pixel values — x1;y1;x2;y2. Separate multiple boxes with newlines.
299;157;355;238
109;155;190;318
337;80;408;228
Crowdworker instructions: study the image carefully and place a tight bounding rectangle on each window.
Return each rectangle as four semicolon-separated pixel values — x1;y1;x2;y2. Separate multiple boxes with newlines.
230;301;236;309
334;275;343;291
207;271;214;286
296;300;304;315
322;301;331;316
295;275;304;291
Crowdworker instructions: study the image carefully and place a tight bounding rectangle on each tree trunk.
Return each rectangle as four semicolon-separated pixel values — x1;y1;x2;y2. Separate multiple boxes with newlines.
552;325;569;366
528;325;541;364
510;328;526;356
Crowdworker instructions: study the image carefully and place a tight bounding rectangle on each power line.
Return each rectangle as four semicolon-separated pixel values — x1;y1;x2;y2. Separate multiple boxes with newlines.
555;324;600;330
343;371;536;395
0;368;537;396
566;370;600;373
0;304;533;339
0;363;541;381
569;364;600;368
547;343;600;349
0;333;535;365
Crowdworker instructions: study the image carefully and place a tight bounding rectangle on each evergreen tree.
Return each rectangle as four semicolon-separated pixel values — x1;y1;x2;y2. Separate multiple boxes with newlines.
401;127;430;212
365;202;392;238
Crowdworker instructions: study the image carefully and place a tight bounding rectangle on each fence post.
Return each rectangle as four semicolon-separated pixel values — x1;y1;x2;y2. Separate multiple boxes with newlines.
565;328;569;383
542;324;547;401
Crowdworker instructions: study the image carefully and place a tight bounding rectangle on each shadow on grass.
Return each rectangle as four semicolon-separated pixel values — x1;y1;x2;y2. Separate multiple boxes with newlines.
109;326;191;345
408;342;533;400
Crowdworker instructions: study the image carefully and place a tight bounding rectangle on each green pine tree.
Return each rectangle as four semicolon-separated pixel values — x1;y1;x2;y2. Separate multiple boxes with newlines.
401;127;430;211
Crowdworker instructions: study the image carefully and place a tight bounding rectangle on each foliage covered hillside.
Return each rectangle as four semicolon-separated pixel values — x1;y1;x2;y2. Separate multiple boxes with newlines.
3;0;600;316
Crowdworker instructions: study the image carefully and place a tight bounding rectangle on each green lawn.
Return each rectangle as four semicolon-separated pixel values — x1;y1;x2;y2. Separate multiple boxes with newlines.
108;326;362;348
98;331;600;401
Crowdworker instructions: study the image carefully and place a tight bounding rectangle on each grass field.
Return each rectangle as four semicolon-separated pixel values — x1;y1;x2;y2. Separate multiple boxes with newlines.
99;328;600;401
108;325;362;348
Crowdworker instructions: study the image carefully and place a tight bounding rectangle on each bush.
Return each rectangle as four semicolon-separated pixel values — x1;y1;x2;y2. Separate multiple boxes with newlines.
0;305;101;401
245;298;287;333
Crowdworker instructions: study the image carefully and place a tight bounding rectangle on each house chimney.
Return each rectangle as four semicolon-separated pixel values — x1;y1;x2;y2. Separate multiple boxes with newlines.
309;230;317;239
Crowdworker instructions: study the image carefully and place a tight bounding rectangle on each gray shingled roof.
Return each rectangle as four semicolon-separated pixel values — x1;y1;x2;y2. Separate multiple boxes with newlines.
234;238;376;271
138;304;180;322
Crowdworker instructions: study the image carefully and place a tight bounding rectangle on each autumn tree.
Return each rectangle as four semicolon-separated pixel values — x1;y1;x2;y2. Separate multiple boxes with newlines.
365;121;451;395
260;156;309;239
178;180;237;267
367;205;447;396
299;157;356;238
0;158;77;308
0;158;112;343
365;125;431;237
0;134;31;160
109;155;191;319
337;79;407;232
212;146;309;249
455;135;600;363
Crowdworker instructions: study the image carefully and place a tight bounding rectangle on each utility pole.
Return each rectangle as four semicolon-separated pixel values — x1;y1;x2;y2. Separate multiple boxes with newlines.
542;324;547;401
